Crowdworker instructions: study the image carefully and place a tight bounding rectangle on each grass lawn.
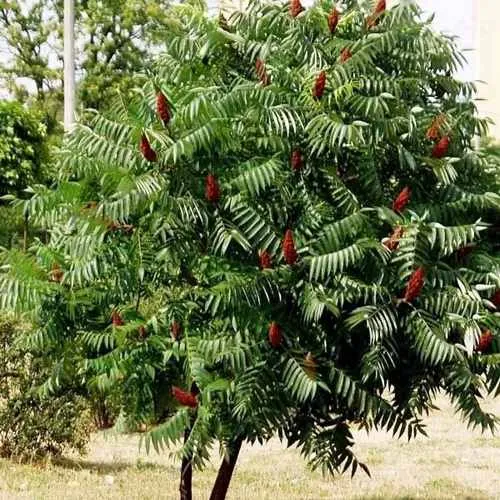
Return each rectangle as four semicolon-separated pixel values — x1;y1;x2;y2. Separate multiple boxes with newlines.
0;395;499;499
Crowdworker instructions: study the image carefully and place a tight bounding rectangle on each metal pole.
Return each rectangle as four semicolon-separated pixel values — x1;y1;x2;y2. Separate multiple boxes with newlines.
64;0;75;131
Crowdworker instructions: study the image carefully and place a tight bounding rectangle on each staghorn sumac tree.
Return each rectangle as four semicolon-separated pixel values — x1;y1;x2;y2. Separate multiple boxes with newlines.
1;1;499;499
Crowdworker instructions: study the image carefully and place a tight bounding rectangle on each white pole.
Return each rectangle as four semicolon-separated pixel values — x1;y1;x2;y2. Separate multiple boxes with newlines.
64;0;75;131
473;0;481;150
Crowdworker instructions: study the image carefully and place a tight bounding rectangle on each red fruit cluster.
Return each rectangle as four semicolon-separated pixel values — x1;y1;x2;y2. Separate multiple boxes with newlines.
426;125;439;142
283;229;298;265
303;352;318;378
366;17;376;29
268;322;283;348
172;386;198;408
170;321;182;340
205;174;220;203
392;186;411;213
403;267;425;302
426;114;446;141
259;250;272;270
138;326;147;339
255;58;270;86
475;330;494;353
289;0;304;17
491;290;500;308
112;311;124;326
340;47;352;63
156;92;171;125
291;149;303;171
140;134;157;162
374;0;386;14
432;135;450;158
328;8;339;33
367;0;386;28
384;226;404;251
313;71;326;99
50;264;64;283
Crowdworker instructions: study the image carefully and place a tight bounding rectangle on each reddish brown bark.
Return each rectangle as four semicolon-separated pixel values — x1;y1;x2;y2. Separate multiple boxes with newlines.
209;439;243;500
180;428;193;500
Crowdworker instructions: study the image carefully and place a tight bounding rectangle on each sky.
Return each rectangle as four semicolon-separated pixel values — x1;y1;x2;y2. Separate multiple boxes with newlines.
418;0;476;81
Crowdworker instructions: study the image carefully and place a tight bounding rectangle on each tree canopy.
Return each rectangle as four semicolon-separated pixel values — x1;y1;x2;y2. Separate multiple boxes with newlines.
0;0;172;113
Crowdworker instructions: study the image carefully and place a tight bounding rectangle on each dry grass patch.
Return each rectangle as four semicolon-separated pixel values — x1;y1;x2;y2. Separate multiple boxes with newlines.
0;395;498;499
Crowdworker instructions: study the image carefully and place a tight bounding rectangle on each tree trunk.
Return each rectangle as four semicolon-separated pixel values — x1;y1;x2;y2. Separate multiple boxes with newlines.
179;452;193;500
180;383;199;500
23;214;28;252
209;438;243;500
179;426;193;500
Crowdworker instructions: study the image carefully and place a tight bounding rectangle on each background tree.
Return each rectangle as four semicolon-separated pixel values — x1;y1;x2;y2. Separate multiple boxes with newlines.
0;100;53;249
1;0;499;499
0;0;172;117
0;100;50;198
75;0;174;109
0;1;63;133
0;1;59;100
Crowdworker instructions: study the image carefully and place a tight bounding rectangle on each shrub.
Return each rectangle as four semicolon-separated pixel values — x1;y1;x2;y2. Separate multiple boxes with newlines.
0;314;93;460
